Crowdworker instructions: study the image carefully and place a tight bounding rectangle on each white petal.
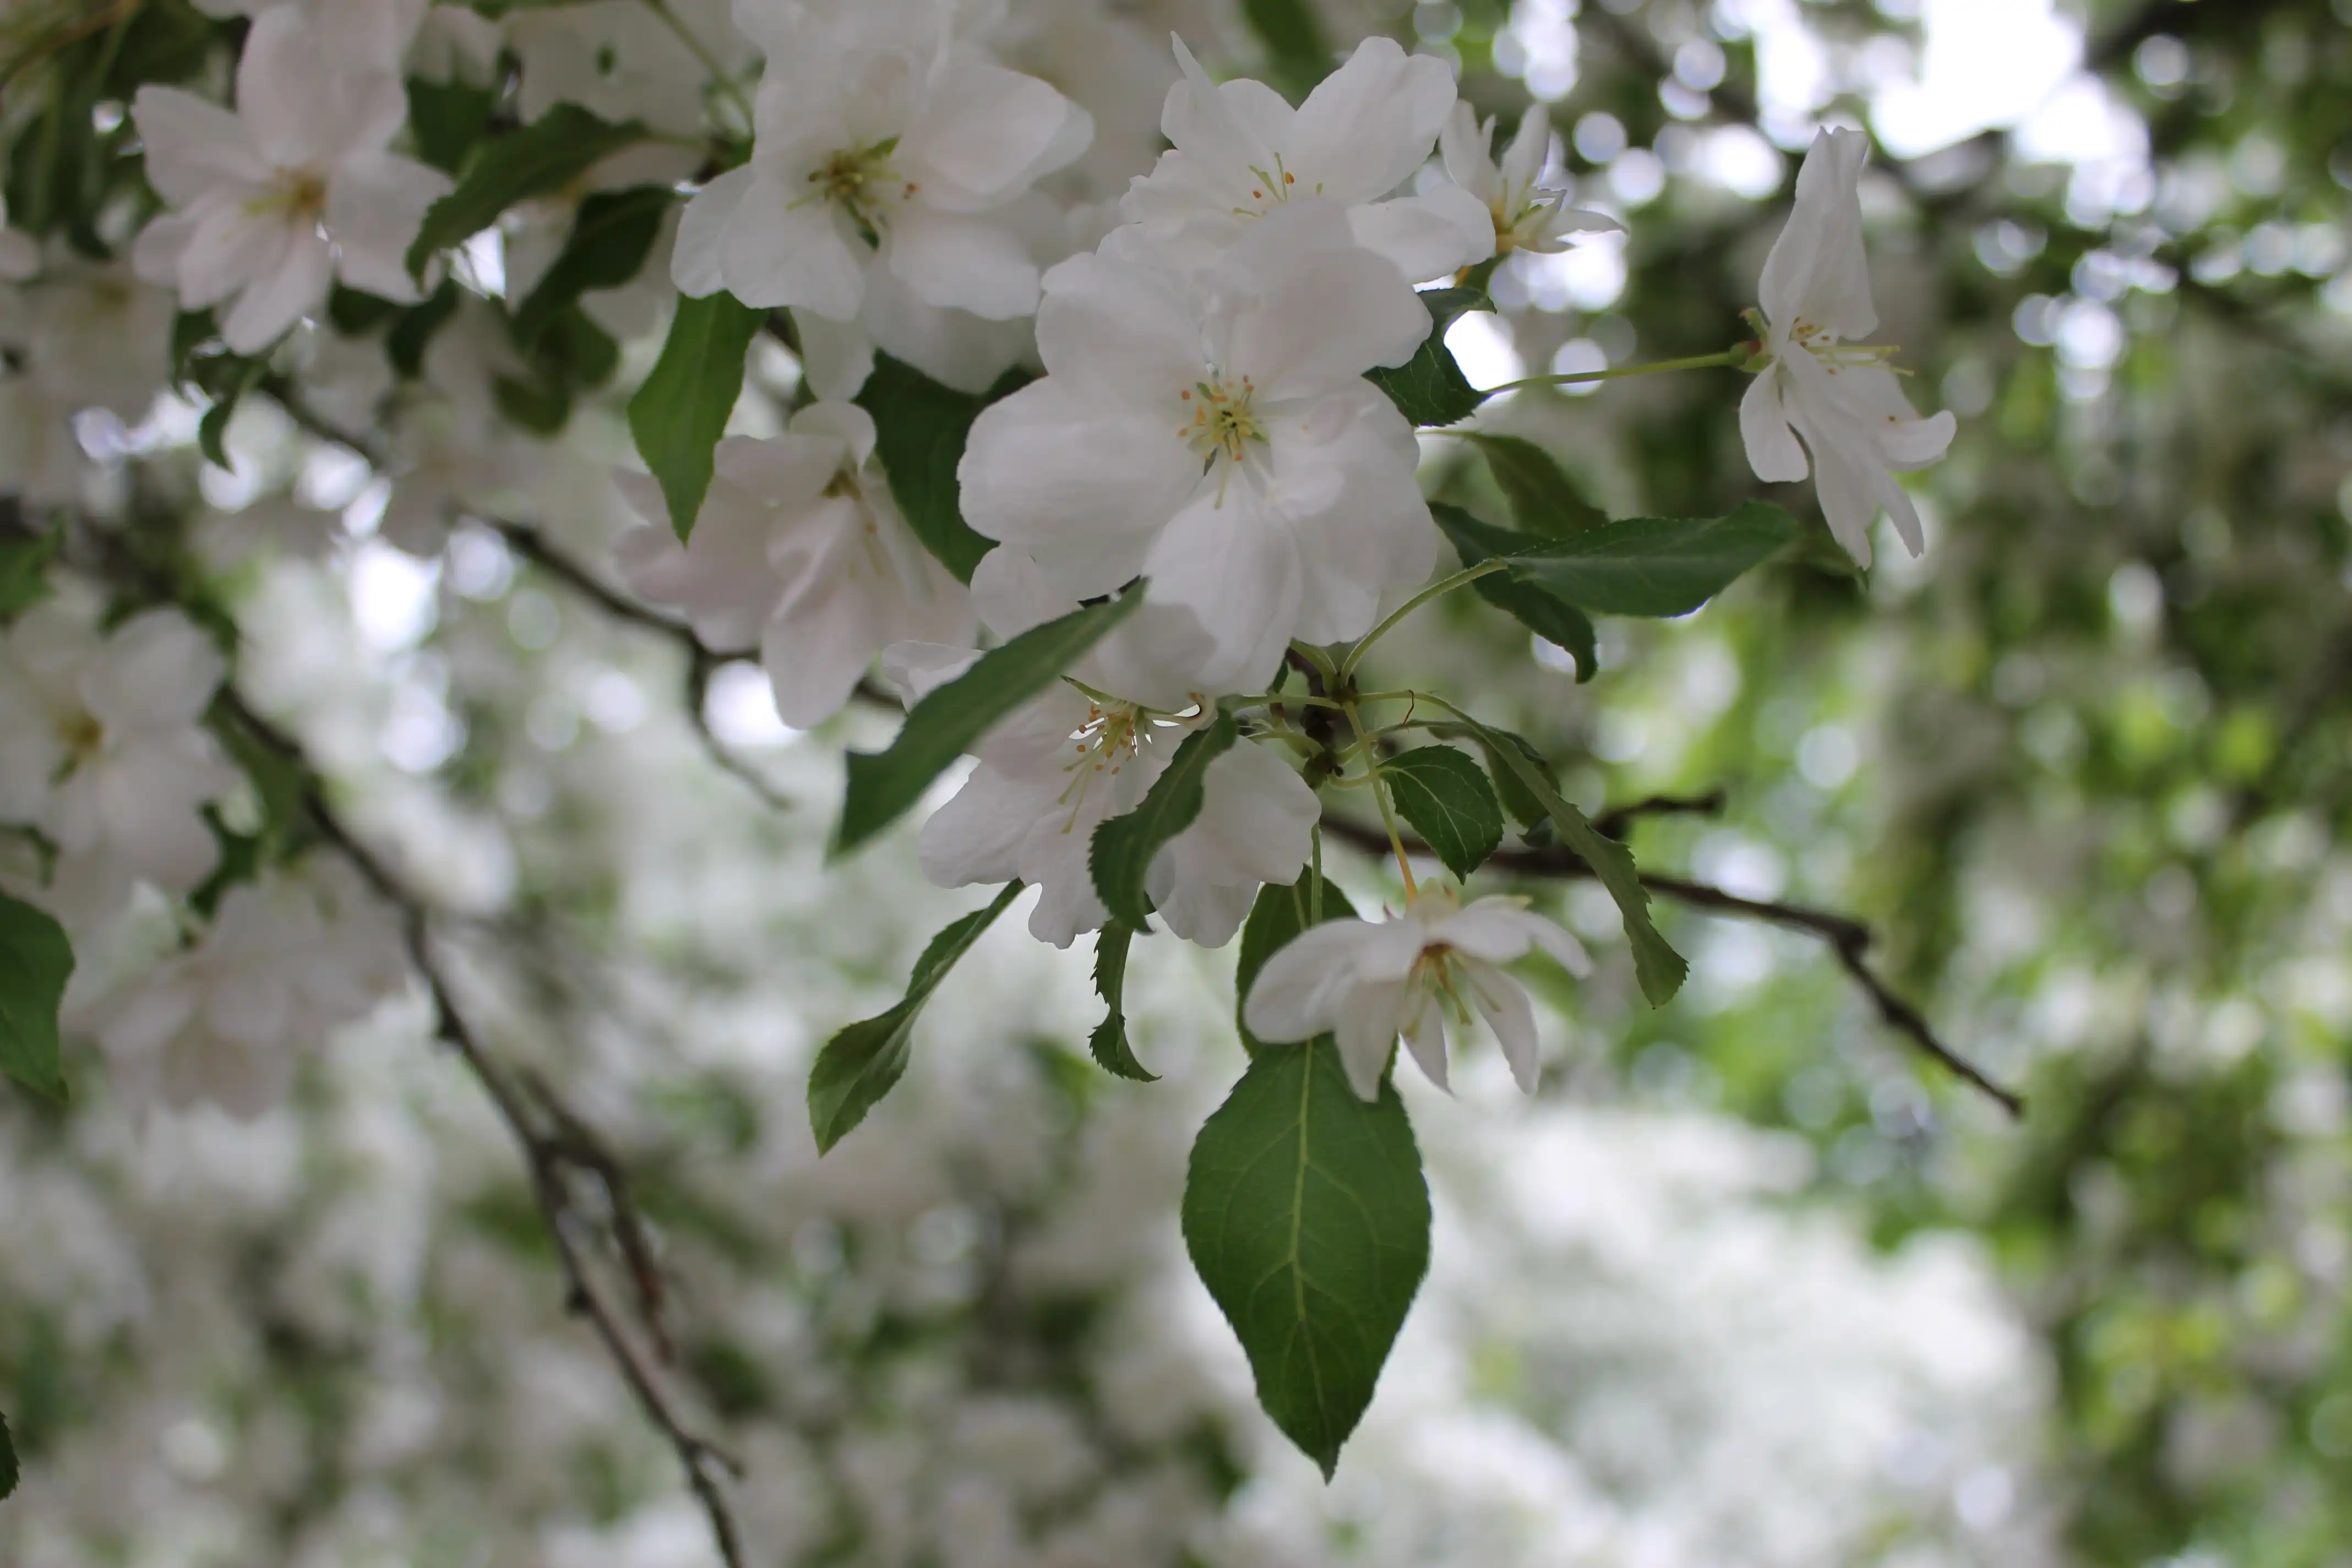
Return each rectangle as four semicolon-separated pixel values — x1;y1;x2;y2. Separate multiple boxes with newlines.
1461;957;1543;1093
793;307;877;401
672;165;757;297
130;88;266;204
759;571;878;728
1140;484;1303;693
1398;992;1450;1092
1033;243;1206;411
880;640;980;705
1739;368;1810;484
1285;39;1459;204
325;153;451;302
882;207;1038;320
917;763;1037;889
1438;101;1492;193
968;546;1075;640
722;178;867;318
219;227;333;352
1334;979;1408;1101
1757;127;1875;341
956;381;1195;583
903;61;1078;207
1219;200;1428;393
1347;188;1494;285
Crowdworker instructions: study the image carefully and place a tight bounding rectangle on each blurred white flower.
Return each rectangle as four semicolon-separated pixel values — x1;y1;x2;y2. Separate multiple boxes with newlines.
617;402;973;728
1245;887;1591;1099
130;8;453;352
1438;104;1620;259
0;192;37;281
1738;127;1956;565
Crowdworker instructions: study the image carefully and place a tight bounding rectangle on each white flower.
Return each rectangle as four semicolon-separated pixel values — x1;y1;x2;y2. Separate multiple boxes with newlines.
1437;103;1620;258
615;402;973;728
0;600;241;924
959;200;1436;689
0;374;85;507
1738;127;1957;567
77;858;406;1119
907;548;1319;949
130;8;453;353
7;261;177;422
1244;887;1591;1100
672;7;1089;328
1121;36;1491;282
511;0;743;138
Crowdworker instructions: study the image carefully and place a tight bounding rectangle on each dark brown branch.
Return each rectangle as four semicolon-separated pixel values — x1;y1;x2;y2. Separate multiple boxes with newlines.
218;692;749;1568
1592;788;1728;840
1320;812;2024;1117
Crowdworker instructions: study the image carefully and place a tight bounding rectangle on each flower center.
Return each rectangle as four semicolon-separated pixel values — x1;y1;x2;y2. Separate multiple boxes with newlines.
53;708;102;769
1783;317;1903;376
249;168;326;223
1179;375;1267;467
1232;155;1317;219
798;137;910;247
1058;699;1146;826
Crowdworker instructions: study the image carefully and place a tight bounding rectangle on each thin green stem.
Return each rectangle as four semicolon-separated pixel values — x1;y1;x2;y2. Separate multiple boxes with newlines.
1347;699;1416;896
643;0;755;133
1287;640;1338;685
1337;561;1508;682
1481;348;1743;398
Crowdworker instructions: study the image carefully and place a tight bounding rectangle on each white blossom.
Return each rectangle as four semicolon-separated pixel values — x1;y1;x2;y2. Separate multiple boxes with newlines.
130;8;453;353
510;0;742;138
1122;36;1491;282
1244;886;1591;1100
0;599;241;924
1738;127;1957;566
672;4;1089;355
1437;102;1620;259
616;402;973;728
905;548;1318;949
77;858;406;1118
959;199;1436;689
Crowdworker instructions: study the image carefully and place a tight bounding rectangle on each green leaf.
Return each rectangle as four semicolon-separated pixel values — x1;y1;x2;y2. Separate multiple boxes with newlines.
406;76;500;176
1454;716;1687;1005
806;881;1022;1152
1458;432;1607;536
1239;0;1335;99
1380;747;1503;881
1;1406;15;1500
406;103;649;280
0;527;59;621
1365;287;1491;428
627;290;762;540
1494;499;1805;618
1430;503;1598;682
511;184;674;345
1086;922;1156;1081
196;354;269;470
856;352;1031;584
1235;870;1358;1054
0;892;74;1103
386;281;461;377
1088;712;1240;930
1183;1038;1431;1477
835;592;1144;854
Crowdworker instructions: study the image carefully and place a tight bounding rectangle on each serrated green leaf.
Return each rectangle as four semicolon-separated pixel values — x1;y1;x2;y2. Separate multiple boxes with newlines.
1453;716;1687;1004
1380;747;1503;881
1183;1037;1430;1477
1086;922;1156;1081
405;103;648;280
1235;869;1358;1054
511;184;673;345
835;592;1144;854
1430;503;1598;682
1088;712;1239;930
856;352;1031;584
1495;499;1805;618
1458;432;1607;536
1366;287;1491;428
628;290;762;540
807;881;1022;1151
0;892;74;1103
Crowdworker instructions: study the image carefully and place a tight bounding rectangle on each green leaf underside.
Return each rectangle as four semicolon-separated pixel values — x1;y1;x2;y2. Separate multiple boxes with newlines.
1495;499;1805;618
1459;432;1607;536
806;881;1023;1151
1365;287;1491;428
856;353;1031;584
1088;712;1239;930
1086;922;1156;1081
511;184;673;345
627;290;763;541
1380;747;1504;881
405;103;649;280
1235;870;1359;1054
0;892;74;1103
1430;503;1598;682
835;592;1144;854
1183;1038;1431;1477
1458;717;1688;1005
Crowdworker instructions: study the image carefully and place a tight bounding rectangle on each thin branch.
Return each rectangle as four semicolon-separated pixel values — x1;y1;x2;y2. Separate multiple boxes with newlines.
1320;812;2024;1117
218;692;749;1567
1592;788;1728;840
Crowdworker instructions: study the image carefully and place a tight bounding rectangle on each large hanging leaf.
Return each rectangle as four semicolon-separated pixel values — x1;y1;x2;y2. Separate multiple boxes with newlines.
1183;1038;1431;1477
405;104;648;280
1366;287;1491;428
627;290;763;541
1088;712;1239;930
1493;500;1805;618
1458;432;1608;536
1430;503;1599;682
857;353;1032;584
835;592;1144;854
0;892;74;1103
806;882;1023;1152
1380;747;1504;881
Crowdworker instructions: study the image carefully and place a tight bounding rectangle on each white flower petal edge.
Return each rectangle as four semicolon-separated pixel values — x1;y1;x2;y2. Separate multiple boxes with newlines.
1243;890;1591;1100
1436;102;1622;258
1740;127;1957;567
